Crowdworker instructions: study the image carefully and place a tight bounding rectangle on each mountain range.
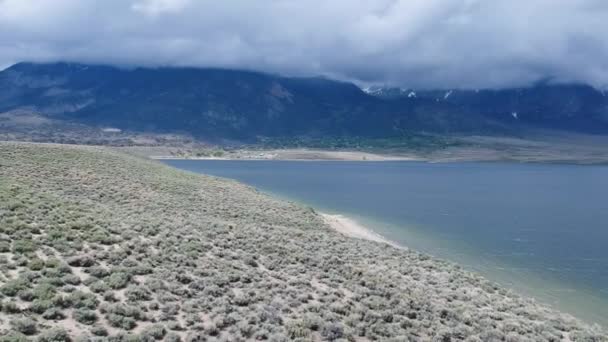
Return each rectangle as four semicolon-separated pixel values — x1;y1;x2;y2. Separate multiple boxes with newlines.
1;62;608;142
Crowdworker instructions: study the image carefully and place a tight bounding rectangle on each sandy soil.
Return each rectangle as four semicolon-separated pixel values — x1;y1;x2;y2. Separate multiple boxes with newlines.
149;149;419;161
265;149;419;161
320;213;402;249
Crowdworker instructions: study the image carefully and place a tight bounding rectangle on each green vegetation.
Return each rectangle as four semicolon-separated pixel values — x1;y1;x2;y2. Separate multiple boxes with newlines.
9;318;37;335
256;134;463;152
0;142;605;340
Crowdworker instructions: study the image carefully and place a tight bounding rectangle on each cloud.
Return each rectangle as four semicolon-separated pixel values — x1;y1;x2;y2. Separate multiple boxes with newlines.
132;0;191;16
0;0;607;89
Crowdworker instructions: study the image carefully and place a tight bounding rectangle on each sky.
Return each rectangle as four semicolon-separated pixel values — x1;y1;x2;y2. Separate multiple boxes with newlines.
1;0;608;89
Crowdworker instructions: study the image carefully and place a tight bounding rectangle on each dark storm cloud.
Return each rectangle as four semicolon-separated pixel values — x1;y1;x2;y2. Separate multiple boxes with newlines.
1;0;607;89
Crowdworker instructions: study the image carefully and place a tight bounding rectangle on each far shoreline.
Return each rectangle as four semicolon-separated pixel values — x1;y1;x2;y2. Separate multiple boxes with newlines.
148;148;421;162
6;141;605;165
144;148;608;165
149;154;608;166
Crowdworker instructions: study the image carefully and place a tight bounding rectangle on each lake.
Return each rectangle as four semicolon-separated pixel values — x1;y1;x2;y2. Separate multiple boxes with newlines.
163;159;608;326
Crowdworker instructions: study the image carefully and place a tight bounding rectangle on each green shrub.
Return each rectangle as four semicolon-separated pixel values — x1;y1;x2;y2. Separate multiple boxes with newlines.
103;303;145;330
61;285;76;293
17;290;35;301
68;291;98;309
303;314;322;331
62;274;81;285
89;281;109;293
125;286;151;301
131;266;153;276
12;239;36;254
42;277;64;287
103;291;118;302
122;259;139;268
13;257;29;267
1;279;29;297
20;271;41;283
73;308;97;325
52;295;73;309
87;266;110;278
237;321;254;338
0;241;11;253
105;303;145;319
107;272;130;289
1;300;21;314
90;325;108;336
82;276;98;286
0;331;29;342
89;232;115;245
37;328;71;342
204;323;219;336
107;333;141;342
245;257;258;267
165;321;183;331
32;283;56;300
42;308;66;320
321;323;344;341
286;320;309;339
184;332;205;342
10;318;37;335
232;293;250;306
41;268;62;278
67;255;96;267
107;314;137;330
44;258;61;268
28;299;52;314
164;332;181;342
267;333;288;342
28;258;45;271
141;324;166;340
57;264;72;275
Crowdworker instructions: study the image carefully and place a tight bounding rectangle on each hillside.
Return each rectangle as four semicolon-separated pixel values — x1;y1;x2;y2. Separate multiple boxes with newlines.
1;63;608;143
0;142;605;340
365;85;608;133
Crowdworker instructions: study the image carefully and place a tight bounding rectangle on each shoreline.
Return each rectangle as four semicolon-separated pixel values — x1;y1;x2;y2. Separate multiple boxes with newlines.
147;151;608;165
148;149;421;162
321;211;608;328
320;213;403;249
322;211;608;328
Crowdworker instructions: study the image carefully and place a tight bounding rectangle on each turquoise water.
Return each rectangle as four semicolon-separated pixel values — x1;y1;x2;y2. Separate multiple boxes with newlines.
163;160;608;326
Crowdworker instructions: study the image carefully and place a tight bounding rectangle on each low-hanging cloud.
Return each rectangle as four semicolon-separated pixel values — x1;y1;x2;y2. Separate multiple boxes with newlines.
1;0;607;89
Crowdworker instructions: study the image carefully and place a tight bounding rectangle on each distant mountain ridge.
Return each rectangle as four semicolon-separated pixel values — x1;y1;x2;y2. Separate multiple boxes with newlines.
1;62;607;141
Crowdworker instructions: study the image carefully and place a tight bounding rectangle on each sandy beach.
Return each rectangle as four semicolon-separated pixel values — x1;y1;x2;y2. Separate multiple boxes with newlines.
264;149;418;161
320;213;403;248
143;148;420;162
